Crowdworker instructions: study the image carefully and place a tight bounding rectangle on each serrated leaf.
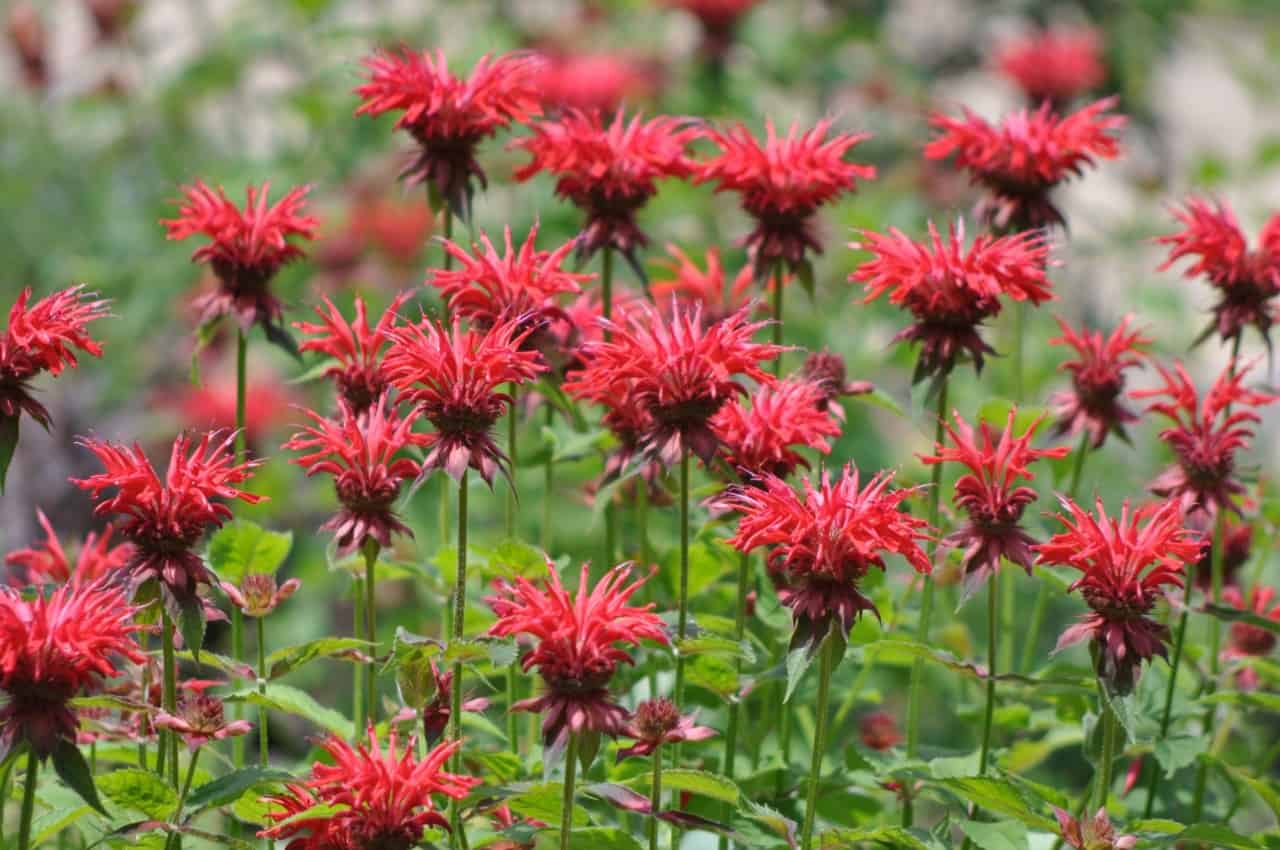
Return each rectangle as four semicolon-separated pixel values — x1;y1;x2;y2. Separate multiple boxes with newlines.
52;738;107;814
186;767;293;812
869;639;1090;692
31;803;94;846
0;414;18;495
629;769;739;806
1153;735;1205;778
207;521;293;583
227;683;352;739
231;790;275;826
676;635;754;662
821;826;931;849
742;799;797;848
957;820;1027;850
688;654;741;699
97;768;177;819
1175;824;1261;849
936;777;1055;830
564;827;644;850
267;638;369;680
853;388;905;418
479;539;550;580
506;782;590;827
179;594;205;660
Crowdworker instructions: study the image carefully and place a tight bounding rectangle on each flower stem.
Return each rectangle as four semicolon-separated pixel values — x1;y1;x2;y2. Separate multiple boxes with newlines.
506;382;519;538
637;480;658;701
352;577;366;739
720;550;752;850
800;634;836;850
256;616;268;766
1011;301;1026;402
1097;687;1117;811
771;267;784;378
542;403;554;553
673;451;692;746
978;571;999;776
161;610;179;787
450;471;470;747
363;541;380;727
163;748;201;850
561;734;578;850
649;744;663;850
1192;509;1227;820
231;330;249;771
17;751;36;850
0;751;12;837
442;205;454;271
903;375;948;826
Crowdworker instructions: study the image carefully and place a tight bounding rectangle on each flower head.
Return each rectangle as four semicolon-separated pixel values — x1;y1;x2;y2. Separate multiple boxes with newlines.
1192;517;1252;593
384;316;546;485
1054;807;1136;850
1132;359;1277;519
663;0;762;59
564;301;782;466
994;27;1105;107
0;580;143;756
1222;585;1280;665
73;431;263;608
154;693;251;750
920;409;1068;599
852;220;1053;382
512;109;697;265
925;98;1123;231
727;464;931;650
1049;315;1149;448
798;350;874;420
487;562;668;750
6;510;132;586
649;244;756;324
617;697;715;760
284;396;427;555
220;572;301;618
859;711;902;751
695;120;875;274
534;49;660;113
355;49;543;218
295;293;409;414
711;377;841;483
0;285;108;429
1156;198;1280;348
417;659;490;747
163;181;317;332
261;728;479;850
1036;498;1201;692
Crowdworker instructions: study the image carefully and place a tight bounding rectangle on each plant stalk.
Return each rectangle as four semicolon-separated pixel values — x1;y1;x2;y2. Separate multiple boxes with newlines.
256;616;268;766
649;744;664;850
17;752;36;850
161;610;179;787
364;542;379;727
978;571;999;776
561;734;578;850
800;635;836;850
673;451;692;741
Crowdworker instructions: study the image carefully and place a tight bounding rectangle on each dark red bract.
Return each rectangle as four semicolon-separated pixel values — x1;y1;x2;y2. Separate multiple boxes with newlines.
295;293;409;414
1049;315;1149;448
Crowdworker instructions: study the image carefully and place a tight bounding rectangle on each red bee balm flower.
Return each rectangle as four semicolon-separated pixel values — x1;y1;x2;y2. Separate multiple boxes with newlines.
617;697;715;760
154;693;251;750
384;316;546;485
1132;359;1277;519
1054;808;1136;850
355;49;544;218
859;711;903;752
73;431;263;607
925;98;1123;232
512;109;697;267
727;464;931;650
564;301;782;466
650;244;756;324
0;580;143;756
220;572;302;618
1036;498;1201;692
0;285;108;430
163;180;317;333
1221;585;1280;690
852;220;1053;382
920;409;1068;599
487;562;668;750
799;350;874;420
417;659;490;747
284;396;427;555
994;27;1106;107
295;293;409;414
711;377;841;483
695;120;876;274
1049;315;1150;448
6;509;132;586
261;729;479;850
1156;198;1280;348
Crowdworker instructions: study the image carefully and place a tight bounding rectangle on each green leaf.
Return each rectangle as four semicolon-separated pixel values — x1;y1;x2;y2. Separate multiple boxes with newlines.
1153;735;1205;778
186;767;293;812
821;826;932;849
958;820;1028;850
30;804;94;846
231;790;276;827
479;539;550;580
676;635;754;662
97;768;177;820
795;259;815;299
936;777;1055;831
1127;818;1184;835
207;521;293;583
179;594;206;661
629;769;739;806
563;827;644;850
1205;603;1280;635
853;388;905;418
1175;824;1261;849
0;414;17;495
741;800;797;848
288;357;339;385
1202;690;1280;712
869;639;1090;692
506;782;590;827
227;683;353;739
687;654;741;699
51;739;107;815
267;637;369;680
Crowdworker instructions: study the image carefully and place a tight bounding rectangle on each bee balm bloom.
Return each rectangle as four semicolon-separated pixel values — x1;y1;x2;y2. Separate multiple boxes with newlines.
617;697;715;761
6;509;131;586
993;27;1106;107
711;377;841;483
1049;315;1149;448
295;293;410;414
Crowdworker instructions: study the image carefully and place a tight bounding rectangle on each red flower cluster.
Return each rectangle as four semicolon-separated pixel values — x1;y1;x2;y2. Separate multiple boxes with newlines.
284;396;427;555
919;409;1068;599
853;220;1053;382
1222;585;1280;690
73;431;263;607
384;316;546;485
564;301;781;466
1156;198;1280;348
1132;359;1277;519
355;49;543;217
727;464;932;650
5;509;131;586
695;120;875;274
1053;807;1136;850
0;580;143;755
261;728;479;850
925;98;1123;231
650;244;755;324
296;293;409;414
711;377;841;482
618;697;715;760
1036;498;1201;692
1049;315;1149;448
487;562;667;750
163;180;317;332
0;285;108;430
512;109;697;266
994;27;1106;107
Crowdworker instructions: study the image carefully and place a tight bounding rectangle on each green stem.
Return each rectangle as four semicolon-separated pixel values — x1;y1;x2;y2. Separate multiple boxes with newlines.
442;206;454;272
542;404;554;554
637;483;659;701
1192;509;1227;821
722;551;751;780
0;750;12;838
17;752;36;850
450;472;470;746
231;328;248;771
256;617;268;766
673;451;691;732
506;383;518;538
163;748;201;850
364;542;379;727
771;268;784;378
1097;688;1117;811
978;572;999;776
903;376;948;826
1012;301;1026;401
649;745;663;850
352;578;366;739
800;636;836;850
161;611;179;787
507;660;519;756
561;734;578;850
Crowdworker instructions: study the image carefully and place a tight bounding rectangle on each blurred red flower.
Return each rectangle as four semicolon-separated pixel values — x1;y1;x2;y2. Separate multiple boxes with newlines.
712;377;841;482
798;350;874;421
859;710;903;751
384;316;546;485
925;98;1123;232
1036;498;1200;692
727;464;931;649
73;431;263;608
1049;315;1149;449
696;120;875;275
1222;585;1280;690
284;396;427;555
1191;517;1251;592
5;509;131;586
0;580;143;756
1156;198;1280;349
920;409;1068;600
618;697;715;760
852;220;1053;383
164;374;296;448
512;109;697;267
649;244;757;324
163;181;318;333
296;293;410;414
1;285;109;429
355;49;544;218
1132;359;1277;519
993;27;1106;107
662;0;763;51
487;562;667;750
534;49;661;113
